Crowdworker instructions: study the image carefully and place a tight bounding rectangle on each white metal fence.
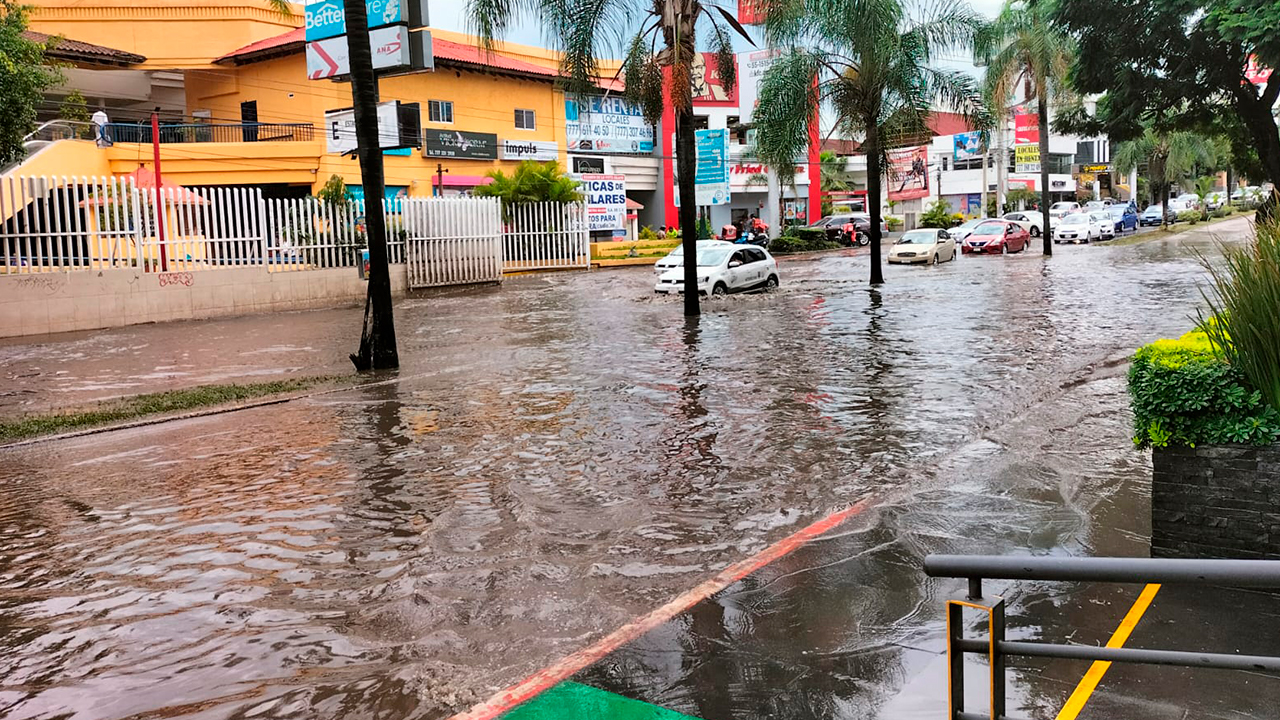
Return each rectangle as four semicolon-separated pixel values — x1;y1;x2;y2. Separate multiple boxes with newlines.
0;176;588;287
502;201;590;273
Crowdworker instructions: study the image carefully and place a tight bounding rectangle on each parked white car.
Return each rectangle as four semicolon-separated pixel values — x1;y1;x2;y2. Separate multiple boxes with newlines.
654;244;779;296
947;218;986;243
1092;212;1116;239
1049;201;1081;219
1053;212;1102;243
888;228;957;264
1174;193;1200;210
1001;211;1043;237
653;239;731;276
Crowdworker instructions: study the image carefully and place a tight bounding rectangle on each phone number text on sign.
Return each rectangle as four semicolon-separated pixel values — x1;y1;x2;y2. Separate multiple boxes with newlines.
578;174;626;231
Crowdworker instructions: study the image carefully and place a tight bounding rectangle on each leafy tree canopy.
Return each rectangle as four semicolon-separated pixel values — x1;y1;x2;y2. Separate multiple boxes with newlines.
0;1;63;164
473;160;583;209
1054;0;1280;187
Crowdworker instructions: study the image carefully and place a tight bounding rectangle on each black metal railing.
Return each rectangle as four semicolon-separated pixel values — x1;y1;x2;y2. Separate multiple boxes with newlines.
924;555;1280;720
103;122;314;145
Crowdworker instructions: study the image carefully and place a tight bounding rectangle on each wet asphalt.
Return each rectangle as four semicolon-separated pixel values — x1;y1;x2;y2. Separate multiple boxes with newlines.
1;217;1276;720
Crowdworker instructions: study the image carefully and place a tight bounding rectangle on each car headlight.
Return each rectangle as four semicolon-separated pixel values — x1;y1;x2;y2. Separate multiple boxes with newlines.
698;276;709;284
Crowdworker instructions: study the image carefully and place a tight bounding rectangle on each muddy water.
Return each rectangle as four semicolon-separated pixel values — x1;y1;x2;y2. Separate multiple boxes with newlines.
0;225;1240;719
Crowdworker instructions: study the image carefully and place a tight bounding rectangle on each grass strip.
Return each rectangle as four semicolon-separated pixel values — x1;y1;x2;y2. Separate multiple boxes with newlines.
1097;211;1254;246
0;376;335;442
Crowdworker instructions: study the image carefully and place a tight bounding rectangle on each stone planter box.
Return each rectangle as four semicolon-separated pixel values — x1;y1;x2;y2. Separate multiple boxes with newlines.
1152;444;1280;559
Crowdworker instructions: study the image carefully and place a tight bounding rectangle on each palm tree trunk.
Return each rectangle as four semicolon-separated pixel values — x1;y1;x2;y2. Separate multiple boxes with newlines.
675;101;700;316
866;123;884;285
1037;94;1052;256
345;0;398;370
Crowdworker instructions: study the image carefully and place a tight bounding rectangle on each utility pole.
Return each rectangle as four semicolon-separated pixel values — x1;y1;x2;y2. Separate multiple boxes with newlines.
436;163;447;197
344;0;398;371
981;138;989;217
150;110;168;272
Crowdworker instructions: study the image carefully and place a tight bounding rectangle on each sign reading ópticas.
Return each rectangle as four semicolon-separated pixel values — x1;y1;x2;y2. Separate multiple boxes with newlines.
577;174;626;231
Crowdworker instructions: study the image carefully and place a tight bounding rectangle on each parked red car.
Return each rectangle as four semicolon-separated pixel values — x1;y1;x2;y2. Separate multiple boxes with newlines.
960;219;1030;255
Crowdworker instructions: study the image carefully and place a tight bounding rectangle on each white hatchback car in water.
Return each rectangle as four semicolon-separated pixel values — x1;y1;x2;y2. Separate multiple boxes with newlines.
654;244;779;296
652;239;732;276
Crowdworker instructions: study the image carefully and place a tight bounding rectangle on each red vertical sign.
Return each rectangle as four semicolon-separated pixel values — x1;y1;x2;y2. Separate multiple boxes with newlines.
1014;113;1039;145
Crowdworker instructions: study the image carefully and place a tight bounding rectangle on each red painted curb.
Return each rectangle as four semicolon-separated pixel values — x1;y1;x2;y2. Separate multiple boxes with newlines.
449;499;871;720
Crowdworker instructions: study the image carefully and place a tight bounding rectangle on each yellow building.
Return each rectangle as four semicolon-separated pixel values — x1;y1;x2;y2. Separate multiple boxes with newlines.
18;0;605;198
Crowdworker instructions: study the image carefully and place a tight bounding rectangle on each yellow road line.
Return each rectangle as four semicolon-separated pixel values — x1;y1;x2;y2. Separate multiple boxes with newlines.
1054;583;1162;720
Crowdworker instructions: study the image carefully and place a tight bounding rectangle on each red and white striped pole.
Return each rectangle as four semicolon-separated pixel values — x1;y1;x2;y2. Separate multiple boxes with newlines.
151;111;168;272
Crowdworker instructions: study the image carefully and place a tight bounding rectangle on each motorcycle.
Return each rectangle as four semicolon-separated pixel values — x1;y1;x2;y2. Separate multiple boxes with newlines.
737;227;770;250
840;223;870;247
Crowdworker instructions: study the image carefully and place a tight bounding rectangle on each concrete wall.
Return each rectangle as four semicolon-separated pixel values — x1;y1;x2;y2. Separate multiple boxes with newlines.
1151;444;1280;559
0;265;407;338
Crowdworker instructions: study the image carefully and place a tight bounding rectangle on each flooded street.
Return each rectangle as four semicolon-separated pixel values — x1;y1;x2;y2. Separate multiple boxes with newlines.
1;218;1270;719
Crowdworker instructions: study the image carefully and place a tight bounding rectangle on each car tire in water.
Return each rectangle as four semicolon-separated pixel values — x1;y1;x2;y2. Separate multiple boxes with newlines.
1001;244;1008;255
932;253;939;264
765;275;779;290
712;283;728;297
1031;226;1041;237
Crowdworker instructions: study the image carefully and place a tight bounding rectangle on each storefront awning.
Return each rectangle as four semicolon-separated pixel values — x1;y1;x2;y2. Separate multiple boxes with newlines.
432;175;494;188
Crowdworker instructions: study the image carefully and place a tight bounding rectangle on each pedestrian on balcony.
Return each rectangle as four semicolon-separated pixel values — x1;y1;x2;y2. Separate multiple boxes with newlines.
92;107;112;148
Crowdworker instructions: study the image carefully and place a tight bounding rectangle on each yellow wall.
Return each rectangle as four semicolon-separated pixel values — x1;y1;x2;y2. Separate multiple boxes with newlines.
186;49;570;194
30;0;301;69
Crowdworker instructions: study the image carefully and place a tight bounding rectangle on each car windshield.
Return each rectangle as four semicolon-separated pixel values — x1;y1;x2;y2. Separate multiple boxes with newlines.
1109;206;1128;217
897;231;937;244
1061;214;1087;225
1051;202;1075;210
696;247;735;267
973;222;1007;235
1145;205;1162;213
958;219;984;229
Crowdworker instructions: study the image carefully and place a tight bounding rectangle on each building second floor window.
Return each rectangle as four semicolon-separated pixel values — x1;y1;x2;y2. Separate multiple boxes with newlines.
514;109;536;130
428;100;453;124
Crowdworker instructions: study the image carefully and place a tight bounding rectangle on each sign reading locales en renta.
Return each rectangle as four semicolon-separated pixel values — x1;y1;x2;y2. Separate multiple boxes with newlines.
575;174;626;232
306;0;429;42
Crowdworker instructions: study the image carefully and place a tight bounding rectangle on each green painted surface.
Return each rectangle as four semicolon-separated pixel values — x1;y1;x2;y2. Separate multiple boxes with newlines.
500;681;704;720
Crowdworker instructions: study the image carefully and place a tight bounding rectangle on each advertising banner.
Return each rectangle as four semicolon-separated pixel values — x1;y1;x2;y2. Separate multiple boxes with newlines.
307;26;432;79
576;174;627;231
324;101;401;155
691;52;739;106
965;193;983;214
886;146;929;201
564;96;655;154
1015;144;1041;173
423;129;498;159
1080;163;1110;174
1246;55;1273;86
305;0;427;42
1014;113;1039;145
674;129;730;206
953;131;983;162
738;0;766;24
498;139;559;162
738;48;781;123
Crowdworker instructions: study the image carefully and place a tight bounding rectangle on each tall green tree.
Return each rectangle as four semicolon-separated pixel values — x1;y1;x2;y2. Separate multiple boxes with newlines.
1113;128;1215;228
473;160;583;217
752;0;987;285
0;2;62;165
467;0;746;317
1055;0;1280;217
975;0;1075;256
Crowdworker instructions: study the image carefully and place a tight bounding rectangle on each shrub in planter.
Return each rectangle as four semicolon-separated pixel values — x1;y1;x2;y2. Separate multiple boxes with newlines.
1129;330;1280;448
774;227;839;253
1177;210;1200;224
920;200;954;228
639;225;657;241
886;216;904;230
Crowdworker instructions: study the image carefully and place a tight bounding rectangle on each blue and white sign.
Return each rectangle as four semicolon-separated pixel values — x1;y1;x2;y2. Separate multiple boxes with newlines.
675;129;730;206
575;174;627;231
305;0;427;42
565;96;655;154
953;131;983;162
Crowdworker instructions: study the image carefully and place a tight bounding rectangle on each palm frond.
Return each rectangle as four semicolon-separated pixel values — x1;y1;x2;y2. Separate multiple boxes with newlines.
753;49;823;184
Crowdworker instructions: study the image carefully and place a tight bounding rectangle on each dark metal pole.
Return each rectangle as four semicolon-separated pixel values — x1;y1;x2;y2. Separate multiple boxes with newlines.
344;0;398;371
947;601;965;720
925;555;1280;587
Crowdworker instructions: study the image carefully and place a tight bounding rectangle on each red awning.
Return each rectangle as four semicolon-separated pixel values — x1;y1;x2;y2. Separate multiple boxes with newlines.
432;175;494;188
625;198;644;210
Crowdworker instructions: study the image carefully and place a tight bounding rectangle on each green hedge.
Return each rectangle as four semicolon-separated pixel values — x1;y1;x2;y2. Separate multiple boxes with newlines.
774;227;840;253
1176;210;1200;224
1128;330;1280;448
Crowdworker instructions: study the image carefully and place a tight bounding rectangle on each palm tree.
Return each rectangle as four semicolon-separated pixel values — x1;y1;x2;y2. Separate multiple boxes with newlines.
752;0;988;285
473;160;584;215
975;0;1076;256
467;1;747;317
1193;175;1216;221
1113;128;1215;229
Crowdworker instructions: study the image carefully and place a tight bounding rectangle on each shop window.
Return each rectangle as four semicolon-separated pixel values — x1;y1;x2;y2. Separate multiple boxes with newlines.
515;109;536;130
428;100;453;124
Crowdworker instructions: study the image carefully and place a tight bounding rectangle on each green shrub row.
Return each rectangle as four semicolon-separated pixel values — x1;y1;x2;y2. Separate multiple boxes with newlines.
1176;210;1201;224
1129;330;1280;448
774;227;840;253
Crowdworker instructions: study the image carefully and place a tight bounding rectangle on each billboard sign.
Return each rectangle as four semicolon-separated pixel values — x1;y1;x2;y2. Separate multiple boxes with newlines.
674;129;730;206
305;0;428;42
423;129;498;159
886;146;929;201
738;48;781;123
953;131;983;162
325;101;403;155
576;174;627;231
1014;113;1039;145
1015;145;1040;173
307;26;432;79
737;0;766;24
564;96;654;154
499;139;559;162
691;52;739;106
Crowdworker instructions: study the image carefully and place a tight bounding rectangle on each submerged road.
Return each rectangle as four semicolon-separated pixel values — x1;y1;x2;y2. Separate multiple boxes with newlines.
1;217;1274;719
